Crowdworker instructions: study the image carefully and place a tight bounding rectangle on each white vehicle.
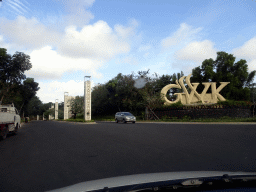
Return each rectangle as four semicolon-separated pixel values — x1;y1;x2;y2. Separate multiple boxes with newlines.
0;104;21;140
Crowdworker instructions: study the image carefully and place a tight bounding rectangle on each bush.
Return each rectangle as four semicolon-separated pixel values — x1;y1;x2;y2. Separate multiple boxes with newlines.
65;119;94;122
76;113;84;119
182;115;191;120
161;115;169;120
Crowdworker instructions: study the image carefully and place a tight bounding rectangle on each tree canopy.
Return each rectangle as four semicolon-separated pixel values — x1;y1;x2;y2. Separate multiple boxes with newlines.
191;51;256;101
0;48;41;116
0;48;32;103
91;70;184;117
70;96;84;119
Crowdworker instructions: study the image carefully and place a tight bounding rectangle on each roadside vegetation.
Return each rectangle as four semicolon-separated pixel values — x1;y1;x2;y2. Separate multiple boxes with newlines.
93;115;256;123
1;48;256;122
57;119;95;123
54;113;94;123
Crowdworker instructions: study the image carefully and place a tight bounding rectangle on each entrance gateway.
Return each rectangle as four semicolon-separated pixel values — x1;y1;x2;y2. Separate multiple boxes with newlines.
161;74;230;105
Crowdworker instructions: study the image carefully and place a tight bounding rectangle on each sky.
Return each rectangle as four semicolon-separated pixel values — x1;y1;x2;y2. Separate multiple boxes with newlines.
0;0;256;103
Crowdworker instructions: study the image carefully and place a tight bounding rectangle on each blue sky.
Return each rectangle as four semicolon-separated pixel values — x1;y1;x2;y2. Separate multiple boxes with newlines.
0;0;256;103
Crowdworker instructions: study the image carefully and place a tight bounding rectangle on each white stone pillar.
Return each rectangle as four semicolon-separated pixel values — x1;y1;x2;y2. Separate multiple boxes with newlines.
37;115;39;120
49;104;54;120
43;113;45;120
55;100;58;120
84;76;91;121
64;92;69;120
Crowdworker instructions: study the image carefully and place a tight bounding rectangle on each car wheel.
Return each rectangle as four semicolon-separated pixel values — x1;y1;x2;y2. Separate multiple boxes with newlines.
1;125;8;140
13;124;18;135
123;119;127;123
115;119;118;123
132;121;135;124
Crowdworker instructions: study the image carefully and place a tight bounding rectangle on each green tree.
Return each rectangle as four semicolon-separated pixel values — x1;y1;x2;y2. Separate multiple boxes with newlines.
58;102;64;119
152;71;184;101
0;48;32;104
26;96;43;116
91;70;186;117
44;108;55;120
19;78;40;114
191;51;256;101
92;83;113;115
70;96;84;119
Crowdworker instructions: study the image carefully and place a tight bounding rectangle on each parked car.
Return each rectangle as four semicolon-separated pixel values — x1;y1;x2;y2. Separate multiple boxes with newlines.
115;112;136;123
0;104;21;140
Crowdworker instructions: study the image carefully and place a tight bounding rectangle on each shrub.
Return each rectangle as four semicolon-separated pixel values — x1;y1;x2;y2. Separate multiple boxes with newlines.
182;115;191;120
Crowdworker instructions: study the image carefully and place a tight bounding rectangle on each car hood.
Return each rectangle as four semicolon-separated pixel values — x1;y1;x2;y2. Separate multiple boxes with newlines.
47;171;256;192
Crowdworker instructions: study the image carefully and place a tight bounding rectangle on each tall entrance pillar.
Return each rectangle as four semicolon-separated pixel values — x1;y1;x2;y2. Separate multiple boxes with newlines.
84;76;91;121
55;99;58;120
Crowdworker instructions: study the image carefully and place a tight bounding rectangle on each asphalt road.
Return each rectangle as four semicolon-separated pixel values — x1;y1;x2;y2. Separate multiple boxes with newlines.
0;121;256;192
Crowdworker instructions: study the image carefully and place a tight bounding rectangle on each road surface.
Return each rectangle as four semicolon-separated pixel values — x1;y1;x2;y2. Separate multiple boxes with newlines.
0;120;255;191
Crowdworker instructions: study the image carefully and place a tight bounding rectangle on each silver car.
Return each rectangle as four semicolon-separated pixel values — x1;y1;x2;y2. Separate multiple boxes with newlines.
115;112;136;123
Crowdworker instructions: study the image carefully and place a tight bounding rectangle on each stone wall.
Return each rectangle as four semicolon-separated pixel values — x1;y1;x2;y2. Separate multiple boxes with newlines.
149;107;252;119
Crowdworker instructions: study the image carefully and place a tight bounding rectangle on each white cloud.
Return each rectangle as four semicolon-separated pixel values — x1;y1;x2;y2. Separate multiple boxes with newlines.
0;16;136;66
161;23;203;48
7;0;29;14
233;37;256;60
232;37;256;72
60;0;95;12
247;59;256;72
0;16;61;50
3;0;30;17
64;9;94;27
143;52;149;58
114;18;139;39
138;44;151;52
0;16;138;81
37;80;95;103
175;40;217;62
59;0;95;27
140;62;170;76
169;40;217;75
116;55;138;66
58;20;131;59
26;46;103;80
0;35;10;50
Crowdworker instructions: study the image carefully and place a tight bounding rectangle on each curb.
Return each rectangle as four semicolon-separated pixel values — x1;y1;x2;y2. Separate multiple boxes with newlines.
97;121;256;125
67;122;97;124
55;120;97;124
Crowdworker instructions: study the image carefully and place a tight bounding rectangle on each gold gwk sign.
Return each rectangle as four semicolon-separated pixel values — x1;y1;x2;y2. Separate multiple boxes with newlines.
161;74;230;105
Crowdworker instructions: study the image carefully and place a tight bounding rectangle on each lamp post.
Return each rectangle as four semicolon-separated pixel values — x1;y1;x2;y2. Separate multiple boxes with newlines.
84;76;91;121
